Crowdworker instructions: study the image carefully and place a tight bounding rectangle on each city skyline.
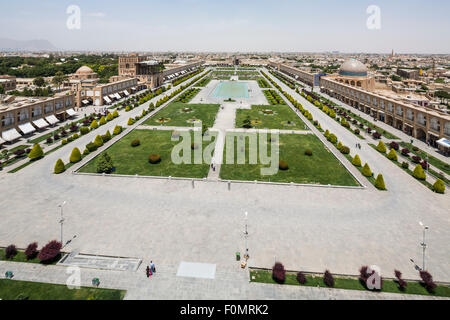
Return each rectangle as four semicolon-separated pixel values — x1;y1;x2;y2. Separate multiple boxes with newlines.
1;0;449;54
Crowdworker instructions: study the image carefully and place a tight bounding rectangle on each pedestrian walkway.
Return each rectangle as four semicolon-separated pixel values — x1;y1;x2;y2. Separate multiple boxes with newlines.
0;260;445;300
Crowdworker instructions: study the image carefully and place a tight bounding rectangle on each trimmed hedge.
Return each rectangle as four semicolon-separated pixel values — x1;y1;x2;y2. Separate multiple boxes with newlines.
69;147;82;163
54;159;65;174
387;148;398;161
28;144;43;160
377;141;387;153
375;174;386;190
362;163;372;177
148;154;161;164
432;179;445;193
413;164;426;180
94;135;104;148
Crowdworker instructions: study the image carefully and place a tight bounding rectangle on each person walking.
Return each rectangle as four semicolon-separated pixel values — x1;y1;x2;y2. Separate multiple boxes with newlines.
150;261;156;274
146;265;151;278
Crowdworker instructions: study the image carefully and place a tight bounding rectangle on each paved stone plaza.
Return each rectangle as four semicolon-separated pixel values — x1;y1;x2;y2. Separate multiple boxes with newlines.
0;68;449;299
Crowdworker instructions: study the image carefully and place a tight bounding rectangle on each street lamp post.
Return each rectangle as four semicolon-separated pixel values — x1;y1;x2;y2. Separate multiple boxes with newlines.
244;211;249;259
58;201;66;244
419;221;429;271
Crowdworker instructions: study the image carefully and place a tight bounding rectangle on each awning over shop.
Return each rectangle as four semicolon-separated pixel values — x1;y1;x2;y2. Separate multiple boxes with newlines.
1;128;22;142
114;93;121;100
82;100;90;105
32;118;49;129
428;132;439;138
0;137;5;145
436;138;450;149
109;94;116;100
131;87;137;91
103;96;112;103
66;108;76;117
18;122;36;135
124;90;130;96
45;115;59;125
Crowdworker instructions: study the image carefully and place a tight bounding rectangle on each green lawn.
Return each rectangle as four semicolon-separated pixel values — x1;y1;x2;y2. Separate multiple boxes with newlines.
219;133;359;186
0;279;125;300
250;269;450;298
235;105;308;130
144;102;220;128
79;130;215;178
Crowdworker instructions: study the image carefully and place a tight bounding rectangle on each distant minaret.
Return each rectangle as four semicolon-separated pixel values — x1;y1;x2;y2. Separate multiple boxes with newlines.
391;49;394;58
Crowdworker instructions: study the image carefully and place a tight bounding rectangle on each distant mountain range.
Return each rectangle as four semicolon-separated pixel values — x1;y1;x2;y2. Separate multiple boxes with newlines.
0;38;57;51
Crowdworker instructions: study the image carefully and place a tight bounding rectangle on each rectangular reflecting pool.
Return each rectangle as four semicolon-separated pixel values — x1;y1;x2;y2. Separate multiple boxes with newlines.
212;81;249;99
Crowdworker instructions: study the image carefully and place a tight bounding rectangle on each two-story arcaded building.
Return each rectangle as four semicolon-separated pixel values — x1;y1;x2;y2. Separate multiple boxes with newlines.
319;59;450;144
0;94;75;143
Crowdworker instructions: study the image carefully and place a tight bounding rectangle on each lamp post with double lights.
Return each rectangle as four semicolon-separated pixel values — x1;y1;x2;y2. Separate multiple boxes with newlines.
419;221;429;271
58;201;66;244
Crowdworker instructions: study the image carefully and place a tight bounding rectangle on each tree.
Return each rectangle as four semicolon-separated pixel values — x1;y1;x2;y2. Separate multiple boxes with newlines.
54;158;65;174
352;154;362;167
99;115;106;125
413;164;426;180
25;242;38;260
377;141;387;153
432;179;445;194
33;77;45;87
0;84;4;94
375;174;386;190
69;147;82;163
38;240;62;264
272;262;286;284
52;71;68;91
387;148;398;161
106;113;113;122
362;163;372;177
96;152;114;173
28;144;44;160
94;135;104;147
113;125;122;135
90;119;98;130
112;110;119;118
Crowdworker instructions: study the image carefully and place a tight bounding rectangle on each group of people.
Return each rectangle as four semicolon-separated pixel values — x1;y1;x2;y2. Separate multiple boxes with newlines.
145;261;156;278
355;143;362;149
210;163;216;172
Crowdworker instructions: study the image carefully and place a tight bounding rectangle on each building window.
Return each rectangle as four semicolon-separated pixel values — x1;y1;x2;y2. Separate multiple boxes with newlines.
17;109;29;122
380;100;385;109
406;109;414;121
387;103;393;113
445;122;450;135
55;101;63;110
45;103;53;113
1;112;14;127
65;97;72;106
417;113;426;126
32;106;42;117
396;106;403;116
430;118;440;131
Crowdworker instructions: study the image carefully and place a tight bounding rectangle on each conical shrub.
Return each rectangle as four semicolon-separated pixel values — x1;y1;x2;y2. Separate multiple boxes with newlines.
28;144;43;160
377;141;386;153
352;154;362;167
433;179;445;194
99;116;106;125
94;135;104;148
375;174;386;190
413;164;426;180
69;147;81;163
387;148;398;161
90;119;98;130
362;163;372;177
54;159;65;174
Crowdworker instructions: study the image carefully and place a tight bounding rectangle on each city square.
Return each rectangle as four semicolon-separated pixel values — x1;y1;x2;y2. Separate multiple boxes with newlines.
0;0;449;305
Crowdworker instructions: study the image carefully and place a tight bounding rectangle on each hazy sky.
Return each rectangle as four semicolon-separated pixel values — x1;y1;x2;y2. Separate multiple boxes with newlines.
1;0;449;53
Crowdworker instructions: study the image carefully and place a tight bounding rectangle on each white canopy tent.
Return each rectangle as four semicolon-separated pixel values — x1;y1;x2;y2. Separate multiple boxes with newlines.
33;118;50;129
2;128;22;142
18;122;36;135
66;108;76;117
45;115;59;125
